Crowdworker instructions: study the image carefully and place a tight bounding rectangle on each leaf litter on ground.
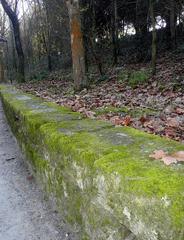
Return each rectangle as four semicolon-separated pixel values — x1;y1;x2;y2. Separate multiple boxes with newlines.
18;52;184;143
149;150;184;166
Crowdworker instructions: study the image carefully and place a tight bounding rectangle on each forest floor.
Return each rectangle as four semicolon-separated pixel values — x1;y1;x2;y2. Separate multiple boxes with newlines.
19;51;184;143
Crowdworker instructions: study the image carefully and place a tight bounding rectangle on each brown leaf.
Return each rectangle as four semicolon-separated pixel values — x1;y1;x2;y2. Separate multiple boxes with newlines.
165;127;177;137
110;116;122;125
140;116;148;125
150;150;184;165
143;120;155;130
149;150;167;160
171;151;184;162
123;115;132;126
84;110;96;119
162;156;178;166
175;108;184;115
166;118;180;128
18;57;184;143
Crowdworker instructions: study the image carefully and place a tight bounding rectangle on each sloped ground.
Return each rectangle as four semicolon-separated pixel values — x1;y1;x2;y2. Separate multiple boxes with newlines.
0;101;76;240
19;52;184;143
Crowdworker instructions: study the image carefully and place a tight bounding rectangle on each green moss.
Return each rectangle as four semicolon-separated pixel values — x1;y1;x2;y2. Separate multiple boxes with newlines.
38;121;184;232
39;123;111;166
95;106;129;116
129;70;150;87
117;69;150;87
0;87;82;147
122;126;184;152
117;70;129;83
94;105;157;118
1;84;184;240
93;127;184;230
129;108;158;117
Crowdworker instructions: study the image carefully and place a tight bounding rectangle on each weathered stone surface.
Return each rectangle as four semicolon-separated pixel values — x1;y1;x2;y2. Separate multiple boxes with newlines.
0;85;184;240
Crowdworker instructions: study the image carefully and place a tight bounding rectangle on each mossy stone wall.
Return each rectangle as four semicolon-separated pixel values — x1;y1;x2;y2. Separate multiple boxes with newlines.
0;85;184;240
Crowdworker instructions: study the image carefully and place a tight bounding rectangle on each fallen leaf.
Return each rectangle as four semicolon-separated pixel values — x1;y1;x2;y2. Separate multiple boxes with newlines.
162;156;178;165
165;127;177;137
110;116;124;125
150;150;184;165
123;115;132;126
166;118;180;128
175;108;184;115
18;52;184;143
140;116;148;125
171;151;184;162
84;110;96;119
149;150;167;160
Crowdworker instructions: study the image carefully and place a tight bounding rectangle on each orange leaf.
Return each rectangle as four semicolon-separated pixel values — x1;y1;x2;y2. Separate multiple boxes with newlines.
123;115;131;126
140;116;148;125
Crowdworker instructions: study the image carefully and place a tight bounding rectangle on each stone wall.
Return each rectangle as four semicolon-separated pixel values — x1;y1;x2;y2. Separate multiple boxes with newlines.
0;85;184;240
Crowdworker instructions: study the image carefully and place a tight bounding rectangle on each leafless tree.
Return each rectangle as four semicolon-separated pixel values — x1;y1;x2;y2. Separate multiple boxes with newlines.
0;0;25;82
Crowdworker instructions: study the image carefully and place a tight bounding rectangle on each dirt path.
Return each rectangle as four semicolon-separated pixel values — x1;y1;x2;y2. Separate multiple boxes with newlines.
0;100;77;240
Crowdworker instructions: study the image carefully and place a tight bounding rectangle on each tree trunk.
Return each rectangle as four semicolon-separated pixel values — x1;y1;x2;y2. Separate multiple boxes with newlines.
66;0;87;91
170;0;176;49
135;0;148;37
10;23;17;74
0;49;5;82
0;0;25;82
112;0;118;65
44;0;52;72
150;0;156;75
165;14;171;38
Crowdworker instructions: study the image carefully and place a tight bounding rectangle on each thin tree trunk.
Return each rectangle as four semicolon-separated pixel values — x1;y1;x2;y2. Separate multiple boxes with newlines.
0;10;7;82
0;50;5;82
66;0;87;91
170;0;176;48
0;0;25;82
12;17;25;82
10;23;17;73
44;0;52;72
150;0;156;75
90;0;103;75
35;0;52;72
122;16;125;36
89;37;103;75
112;0;118;65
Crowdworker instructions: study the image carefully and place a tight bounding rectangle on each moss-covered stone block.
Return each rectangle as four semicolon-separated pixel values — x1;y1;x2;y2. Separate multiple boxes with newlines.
0;84;184;240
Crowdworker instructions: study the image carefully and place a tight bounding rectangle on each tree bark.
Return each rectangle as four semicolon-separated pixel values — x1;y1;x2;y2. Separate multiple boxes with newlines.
44;0;52;72
150;0;156;75
66;0;87;91
1;0;25;82
10;22;17;74
112;0;118;65
170;0;176;48
0;49;5;82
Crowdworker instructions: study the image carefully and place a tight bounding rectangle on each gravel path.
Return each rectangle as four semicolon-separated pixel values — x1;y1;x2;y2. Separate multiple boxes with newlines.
0;100;77;240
